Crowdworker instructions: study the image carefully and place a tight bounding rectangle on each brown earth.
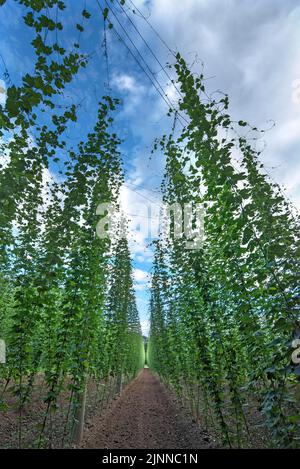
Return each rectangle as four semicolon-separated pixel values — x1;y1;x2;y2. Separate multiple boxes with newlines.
81;368;216;449
0;374;121;448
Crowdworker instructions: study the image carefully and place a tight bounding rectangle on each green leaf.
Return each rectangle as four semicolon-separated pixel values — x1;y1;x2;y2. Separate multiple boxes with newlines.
82;9;91;19
103;7;109;20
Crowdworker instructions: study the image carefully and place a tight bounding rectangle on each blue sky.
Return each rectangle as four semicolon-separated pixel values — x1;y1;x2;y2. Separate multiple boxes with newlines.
1;0;300;335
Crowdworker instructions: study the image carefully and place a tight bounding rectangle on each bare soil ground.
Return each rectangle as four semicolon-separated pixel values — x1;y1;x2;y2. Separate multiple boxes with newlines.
0;369;271;449
0;375;120;448
81;368;216;449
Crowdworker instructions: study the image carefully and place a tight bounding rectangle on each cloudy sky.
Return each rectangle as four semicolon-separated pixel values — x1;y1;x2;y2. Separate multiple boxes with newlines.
1;0;300;335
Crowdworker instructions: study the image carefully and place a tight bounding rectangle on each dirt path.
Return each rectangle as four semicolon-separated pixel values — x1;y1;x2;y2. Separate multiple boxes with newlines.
81;369;215;449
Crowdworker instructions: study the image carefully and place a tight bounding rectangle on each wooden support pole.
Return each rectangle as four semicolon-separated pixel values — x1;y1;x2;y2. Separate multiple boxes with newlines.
73;380;87;446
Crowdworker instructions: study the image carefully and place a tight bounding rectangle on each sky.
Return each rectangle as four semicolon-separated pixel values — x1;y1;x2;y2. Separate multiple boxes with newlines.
1;0;300;335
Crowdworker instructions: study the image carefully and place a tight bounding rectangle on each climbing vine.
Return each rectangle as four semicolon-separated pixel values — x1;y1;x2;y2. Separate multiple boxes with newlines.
0;0;144;448
0;0;299;450
148;54;300;448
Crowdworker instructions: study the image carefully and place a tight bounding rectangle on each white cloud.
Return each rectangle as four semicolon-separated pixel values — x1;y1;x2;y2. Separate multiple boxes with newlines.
133;268;149;282
140;319;150;336
112;73;145;93
129;0;300;211
270;118;300;150
3;0;296;326
136;255;145;262
134;283;147;291
111;73;148;114
106;0;300;327
119;181;161;264
133;267;151;297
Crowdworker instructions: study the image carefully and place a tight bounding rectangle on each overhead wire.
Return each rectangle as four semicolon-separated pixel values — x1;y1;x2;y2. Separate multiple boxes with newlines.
115;0;184;102
127;0;177;59
95;0;188;127
120;1;299;216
